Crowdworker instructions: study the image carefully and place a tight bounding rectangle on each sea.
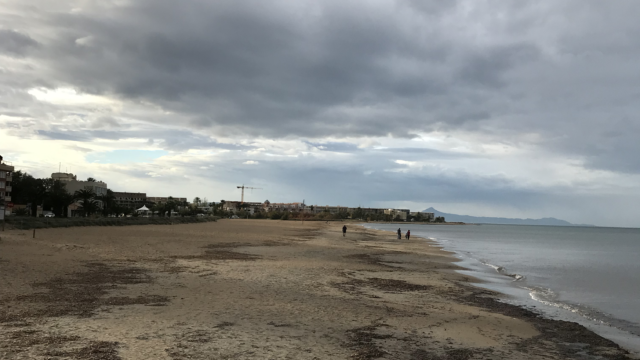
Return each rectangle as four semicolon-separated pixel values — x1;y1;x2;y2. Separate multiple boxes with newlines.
363;223;640;354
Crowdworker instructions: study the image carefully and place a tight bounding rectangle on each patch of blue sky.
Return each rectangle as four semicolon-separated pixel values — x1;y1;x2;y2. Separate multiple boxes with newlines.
86;150;168;164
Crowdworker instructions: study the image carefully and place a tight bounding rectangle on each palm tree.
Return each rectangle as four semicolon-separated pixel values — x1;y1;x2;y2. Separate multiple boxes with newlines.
165;197;177;217
74;189;97;217
47;180;67;217
96;189;116;216
150;202;162;217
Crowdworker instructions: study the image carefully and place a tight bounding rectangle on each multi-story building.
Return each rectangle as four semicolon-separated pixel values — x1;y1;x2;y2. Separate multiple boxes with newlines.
308;205;348;214
147;196;188;204
222;201;262;214
0;155;14;216
219;200;413;220
265;202;306;212
410;212;435;221
384;209;408;220
113;192;147;210
51;173;108;196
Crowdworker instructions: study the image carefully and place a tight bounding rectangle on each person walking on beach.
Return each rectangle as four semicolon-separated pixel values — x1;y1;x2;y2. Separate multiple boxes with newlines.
342;225;347;237
397;228;401;239
406;230;410;240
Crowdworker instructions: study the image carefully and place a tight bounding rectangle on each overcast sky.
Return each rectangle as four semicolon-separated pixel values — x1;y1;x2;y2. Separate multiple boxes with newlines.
1;0;639;227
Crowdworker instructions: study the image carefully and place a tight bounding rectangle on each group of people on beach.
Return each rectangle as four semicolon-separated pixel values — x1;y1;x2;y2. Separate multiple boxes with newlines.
341;225;410;240
397;228;410;239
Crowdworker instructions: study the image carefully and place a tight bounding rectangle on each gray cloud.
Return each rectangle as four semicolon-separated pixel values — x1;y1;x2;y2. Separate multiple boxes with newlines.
0;29;39;56
304;141;361;153
20;1;526;138
3;0;640;226
35;128;256;152
8;1;638;145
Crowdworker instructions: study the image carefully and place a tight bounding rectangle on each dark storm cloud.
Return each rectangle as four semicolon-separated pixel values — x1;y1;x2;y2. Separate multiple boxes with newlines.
26;1;484;138
456;43;540;88
5;0;640;175
0;29;39;56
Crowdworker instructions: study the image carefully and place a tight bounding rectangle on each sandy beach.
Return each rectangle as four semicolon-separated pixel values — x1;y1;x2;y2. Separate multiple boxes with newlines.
0;220;633;359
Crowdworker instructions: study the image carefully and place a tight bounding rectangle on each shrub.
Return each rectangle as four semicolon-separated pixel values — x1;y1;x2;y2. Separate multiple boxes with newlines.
5;216;218;230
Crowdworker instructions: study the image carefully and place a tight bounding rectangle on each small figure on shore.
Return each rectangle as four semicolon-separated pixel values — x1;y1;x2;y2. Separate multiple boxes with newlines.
406;230;410;240
342;225;347;237
397;228;401;239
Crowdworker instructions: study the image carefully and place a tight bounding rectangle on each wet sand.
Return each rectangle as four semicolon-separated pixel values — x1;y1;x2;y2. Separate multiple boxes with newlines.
0;219;634;359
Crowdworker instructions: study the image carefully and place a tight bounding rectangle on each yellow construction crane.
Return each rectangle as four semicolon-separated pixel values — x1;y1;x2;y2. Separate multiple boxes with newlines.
237;185;262;203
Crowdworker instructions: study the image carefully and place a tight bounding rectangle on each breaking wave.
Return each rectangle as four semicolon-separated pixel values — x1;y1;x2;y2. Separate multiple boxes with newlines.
482;261;525;281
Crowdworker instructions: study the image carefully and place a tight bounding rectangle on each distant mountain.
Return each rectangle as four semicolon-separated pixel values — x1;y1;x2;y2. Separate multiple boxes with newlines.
423;207;594;227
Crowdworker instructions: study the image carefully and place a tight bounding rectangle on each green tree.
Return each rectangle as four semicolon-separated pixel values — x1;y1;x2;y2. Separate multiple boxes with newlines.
14;208;30;216
74;189;97;216
165;197;177;217
29;178;49;217
353;207;364;220
96;189;116;216
8;170;31;205
47;180;75;217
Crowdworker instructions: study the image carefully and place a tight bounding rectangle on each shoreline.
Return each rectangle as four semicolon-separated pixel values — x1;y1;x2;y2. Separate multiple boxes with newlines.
0;220;635;359
363;223;640;357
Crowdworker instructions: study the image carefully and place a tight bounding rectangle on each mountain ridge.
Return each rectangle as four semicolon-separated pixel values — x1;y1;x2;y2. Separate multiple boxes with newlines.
423;207;594;227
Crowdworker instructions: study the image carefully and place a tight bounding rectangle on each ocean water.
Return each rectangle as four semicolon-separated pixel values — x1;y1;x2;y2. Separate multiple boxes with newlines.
363;223;640;354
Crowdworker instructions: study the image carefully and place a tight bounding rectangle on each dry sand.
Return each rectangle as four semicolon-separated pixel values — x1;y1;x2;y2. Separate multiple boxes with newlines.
0;219;633;359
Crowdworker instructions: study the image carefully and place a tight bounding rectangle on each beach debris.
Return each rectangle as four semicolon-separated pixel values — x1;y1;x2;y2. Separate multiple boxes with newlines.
345;324;392;360
214;321;235;328
410;348;475;360
174;249;260;261
45;340;121;360
334;276;431;296
0;329;121;360
3;262;168;321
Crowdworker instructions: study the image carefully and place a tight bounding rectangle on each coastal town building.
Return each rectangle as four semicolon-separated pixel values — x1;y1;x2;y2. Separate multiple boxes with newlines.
218;199;419;220
113;192;147;210
266;202;306;212
410;212;435;221
51;173;108;197
3;159;428;220
384;209;408;220
0;155;14;217
147;196;188;204
222;201;263;214
310;205;347;214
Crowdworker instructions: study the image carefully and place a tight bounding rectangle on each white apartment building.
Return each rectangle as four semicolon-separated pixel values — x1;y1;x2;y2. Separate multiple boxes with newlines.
0;155;14;216
384;209;408;220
